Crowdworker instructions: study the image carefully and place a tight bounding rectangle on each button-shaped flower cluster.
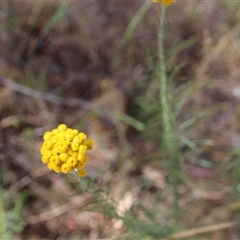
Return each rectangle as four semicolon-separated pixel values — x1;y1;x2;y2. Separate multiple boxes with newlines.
40;124;94;177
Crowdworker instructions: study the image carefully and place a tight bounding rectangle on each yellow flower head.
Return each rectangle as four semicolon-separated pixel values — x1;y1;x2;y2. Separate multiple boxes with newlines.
40;124;93;176
153;0;176;5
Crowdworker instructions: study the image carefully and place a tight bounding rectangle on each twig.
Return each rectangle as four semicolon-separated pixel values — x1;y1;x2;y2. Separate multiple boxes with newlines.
27;194;91;224
0;76;115;123
166;221;238;239
10;167;49;193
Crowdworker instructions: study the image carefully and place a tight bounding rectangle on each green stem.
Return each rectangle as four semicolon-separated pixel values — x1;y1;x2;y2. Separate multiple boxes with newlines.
0;188;7;239
77;176;174;238
158;5;179;167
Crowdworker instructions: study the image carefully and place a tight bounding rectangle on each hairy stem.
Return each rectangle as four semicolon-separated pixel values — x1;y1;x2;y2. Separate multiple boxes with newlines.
158;5;179;168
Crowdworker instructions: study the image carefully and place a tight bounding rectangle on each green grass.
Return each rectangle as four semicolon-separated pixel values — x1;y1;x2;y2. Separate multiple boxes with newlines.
0;187;27;240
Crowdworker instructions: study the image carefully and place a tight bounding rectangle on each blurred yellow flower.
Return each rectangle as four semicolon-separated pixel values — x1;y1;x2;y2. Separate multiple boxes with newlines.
40;124;94;177
153;0;176;5
78;169;87;177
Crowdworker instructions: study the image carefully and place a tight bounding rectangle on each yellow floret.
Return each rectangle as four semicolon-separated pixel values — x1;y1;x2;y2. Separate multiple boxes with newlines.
76;154;88;163
77;161;86;169
71;129;78;136
42;140;54;150
51;129;59;135
79;133;86;141
83;155;89;163
40;146;45;154
78;154;85;162
67;156;77;167
43;131;52;140
73;135;82;144
79;145;87;154
56;140;69;153
51;136;58;143
153;0;175;5
42;155;50;163
71;142;79;151
53;164;61;173
59;153;68;162
40;147;48;155
162;0;175;5
47;162;54;170
42;150;52;158
72;152;78;159
67;148;73;155
51;148;59;155
61;163;71;173
50;155;61;165
78;169;87;177
58;124;67;131
65;128;75;141
58;132;67;139
86;139;94;150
